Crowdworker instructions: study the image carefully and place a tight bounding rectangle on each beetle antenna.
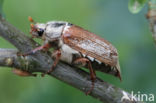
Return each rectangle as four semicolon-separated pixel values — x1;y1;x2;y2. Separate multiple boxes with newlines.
30;23;37;31
30;23;34;28
28;16;36;23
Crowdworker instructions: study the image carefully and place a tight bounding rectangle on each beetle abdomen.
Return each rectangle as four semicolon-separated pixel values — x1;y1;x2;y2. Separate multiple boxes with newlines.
80;47;120;79
81;53;102;64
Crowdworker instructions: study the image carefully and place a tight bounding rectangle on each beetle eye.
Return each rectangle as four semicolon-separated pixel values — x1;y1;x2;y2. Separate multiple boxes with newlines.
37;28;44;36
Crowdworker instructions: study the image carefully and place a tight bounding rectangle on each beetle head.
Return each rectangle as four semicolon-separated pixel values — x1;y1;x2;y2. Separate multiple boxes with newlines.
31;23;46;38
28;16;46;38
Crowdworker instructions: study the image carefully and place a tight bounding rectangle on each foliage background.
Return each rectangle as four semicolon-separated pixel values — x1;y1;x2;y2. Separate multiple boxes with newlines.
0;0;155;103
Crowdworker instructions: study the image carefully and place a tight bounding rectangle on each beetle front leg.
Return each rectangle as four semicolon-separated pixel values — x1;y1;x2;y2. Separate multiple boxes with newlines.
41;50;61;77
20;43;51;56
73;58;96;95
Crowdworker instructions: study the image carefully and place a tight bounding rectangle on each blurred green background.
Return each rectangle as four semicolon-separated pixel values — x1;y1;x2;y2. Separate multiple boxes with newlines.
0;0;156;103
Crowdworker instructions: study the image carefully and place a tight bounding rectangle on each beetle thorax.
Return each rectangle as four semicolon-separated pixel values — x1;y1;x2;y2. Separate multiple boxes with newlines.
44;21;67;41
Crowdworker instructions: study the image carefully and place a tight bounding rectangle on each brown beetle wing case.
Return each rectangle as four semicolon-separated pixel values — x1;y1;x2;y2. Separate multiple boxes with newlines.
62;25;118;67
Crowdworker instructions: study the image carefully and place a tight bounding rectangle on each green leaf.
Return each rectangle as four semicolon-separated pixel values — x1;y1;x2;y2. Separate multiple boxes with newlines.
128;0;148;14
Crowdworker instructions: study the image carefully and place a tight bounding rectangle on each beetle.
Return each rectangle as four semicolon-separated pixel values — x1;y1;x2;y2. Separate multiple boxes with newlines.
20;16;121;95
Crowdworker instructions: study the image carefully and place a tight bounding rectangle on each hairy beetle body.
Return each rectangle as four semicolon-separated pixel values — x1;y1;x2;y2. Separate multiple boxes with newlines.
26;17;121;94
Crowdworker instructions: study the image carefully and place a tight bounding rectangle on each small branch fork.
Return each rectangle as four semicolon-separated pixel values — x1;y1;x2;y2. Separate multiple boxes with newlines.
0;16;143;103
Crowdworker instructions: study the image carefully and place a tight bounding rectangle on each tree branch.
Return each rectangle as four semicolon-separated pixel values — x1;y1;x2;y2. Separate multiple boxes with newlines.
0;16;143;103
146;1;156;45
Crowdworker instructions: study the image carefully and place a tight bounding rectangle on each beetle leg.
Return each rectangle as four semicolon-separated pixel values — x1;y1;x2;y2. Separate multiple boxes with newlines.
73;58;96;95
20;43;51;56
12;68;37;77
41;50;61;77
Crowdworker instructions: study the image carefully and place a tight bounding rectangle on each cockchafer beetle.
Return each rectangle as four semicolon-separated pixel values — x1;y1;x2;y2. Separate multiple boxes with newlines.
19;16;121;95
